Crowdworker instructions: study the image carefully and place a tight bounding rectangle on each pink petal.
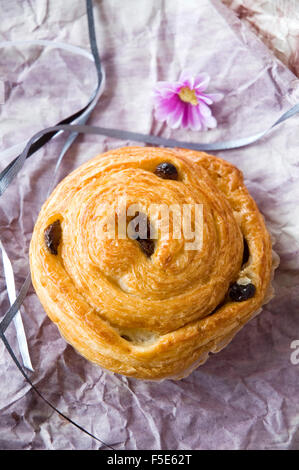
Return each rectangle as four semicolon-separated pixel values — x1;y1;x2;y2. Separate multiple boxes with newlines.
204;115;217;129
166;100;185;129
154;95;181;121
181;104;190;128
198;101;212;118
154;81;181;98
188;105;203;131
182;77;195;89
194;73;210;91
196;92;213;105
204;92;224;103
178;69;194;84
154;81;179;91
155;93;179;112
178;70;200;90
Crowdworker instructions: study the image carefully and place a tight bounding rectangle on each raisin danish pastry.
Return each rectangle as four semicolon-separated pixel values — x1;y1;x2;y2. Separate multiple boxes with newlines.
29;146;274;380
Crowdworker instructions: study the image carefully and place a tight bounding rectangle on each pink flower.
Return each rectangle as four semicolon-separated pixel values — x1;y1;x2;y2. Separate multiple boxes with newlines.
153;70;223;131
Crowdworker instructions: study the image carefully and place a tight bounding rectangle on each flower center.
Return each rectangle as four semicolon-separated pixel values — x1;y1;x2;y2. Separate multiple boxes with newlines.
178;86;198;105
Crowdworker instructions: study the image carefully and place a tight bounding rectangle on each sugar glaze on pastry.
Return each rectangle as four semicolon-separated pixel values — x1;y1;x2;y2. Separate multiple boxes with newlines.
29;147;273;380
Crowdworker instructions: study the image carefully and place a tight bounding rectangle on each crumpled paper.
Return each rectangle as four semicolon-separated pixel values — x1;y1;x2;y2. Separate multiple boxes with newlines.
0;0;299;450
221;0;299;78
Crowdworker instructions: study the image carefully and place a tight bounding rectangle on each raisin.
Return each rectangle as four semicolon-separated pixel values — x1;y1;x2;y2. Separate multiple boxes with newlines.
229;282;256;302
44;220;62;255
242;238;250;265
137;238;155;257
154;162;178;180
121;335;132;342
132;212;155;257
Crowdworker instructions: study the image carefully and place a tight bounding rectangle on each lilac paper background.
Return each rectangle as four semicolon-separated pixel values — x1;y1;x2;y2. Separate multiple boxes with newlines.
0;0;299;450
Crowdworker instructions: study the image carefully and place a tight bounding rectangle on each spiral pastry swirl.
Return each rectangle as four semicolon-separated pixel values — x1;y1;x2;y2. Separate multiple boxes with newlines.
30;147;273;380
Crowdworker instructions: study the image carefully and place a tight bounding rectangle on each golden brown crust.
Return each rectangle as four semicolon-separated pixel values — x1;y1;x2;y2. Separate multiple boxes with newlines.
29;147;273;380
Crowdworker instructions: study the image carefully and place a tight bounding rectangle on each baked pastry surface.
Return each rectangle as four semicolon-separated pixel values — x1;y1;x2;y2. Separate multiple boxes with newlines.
29;147;273;380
